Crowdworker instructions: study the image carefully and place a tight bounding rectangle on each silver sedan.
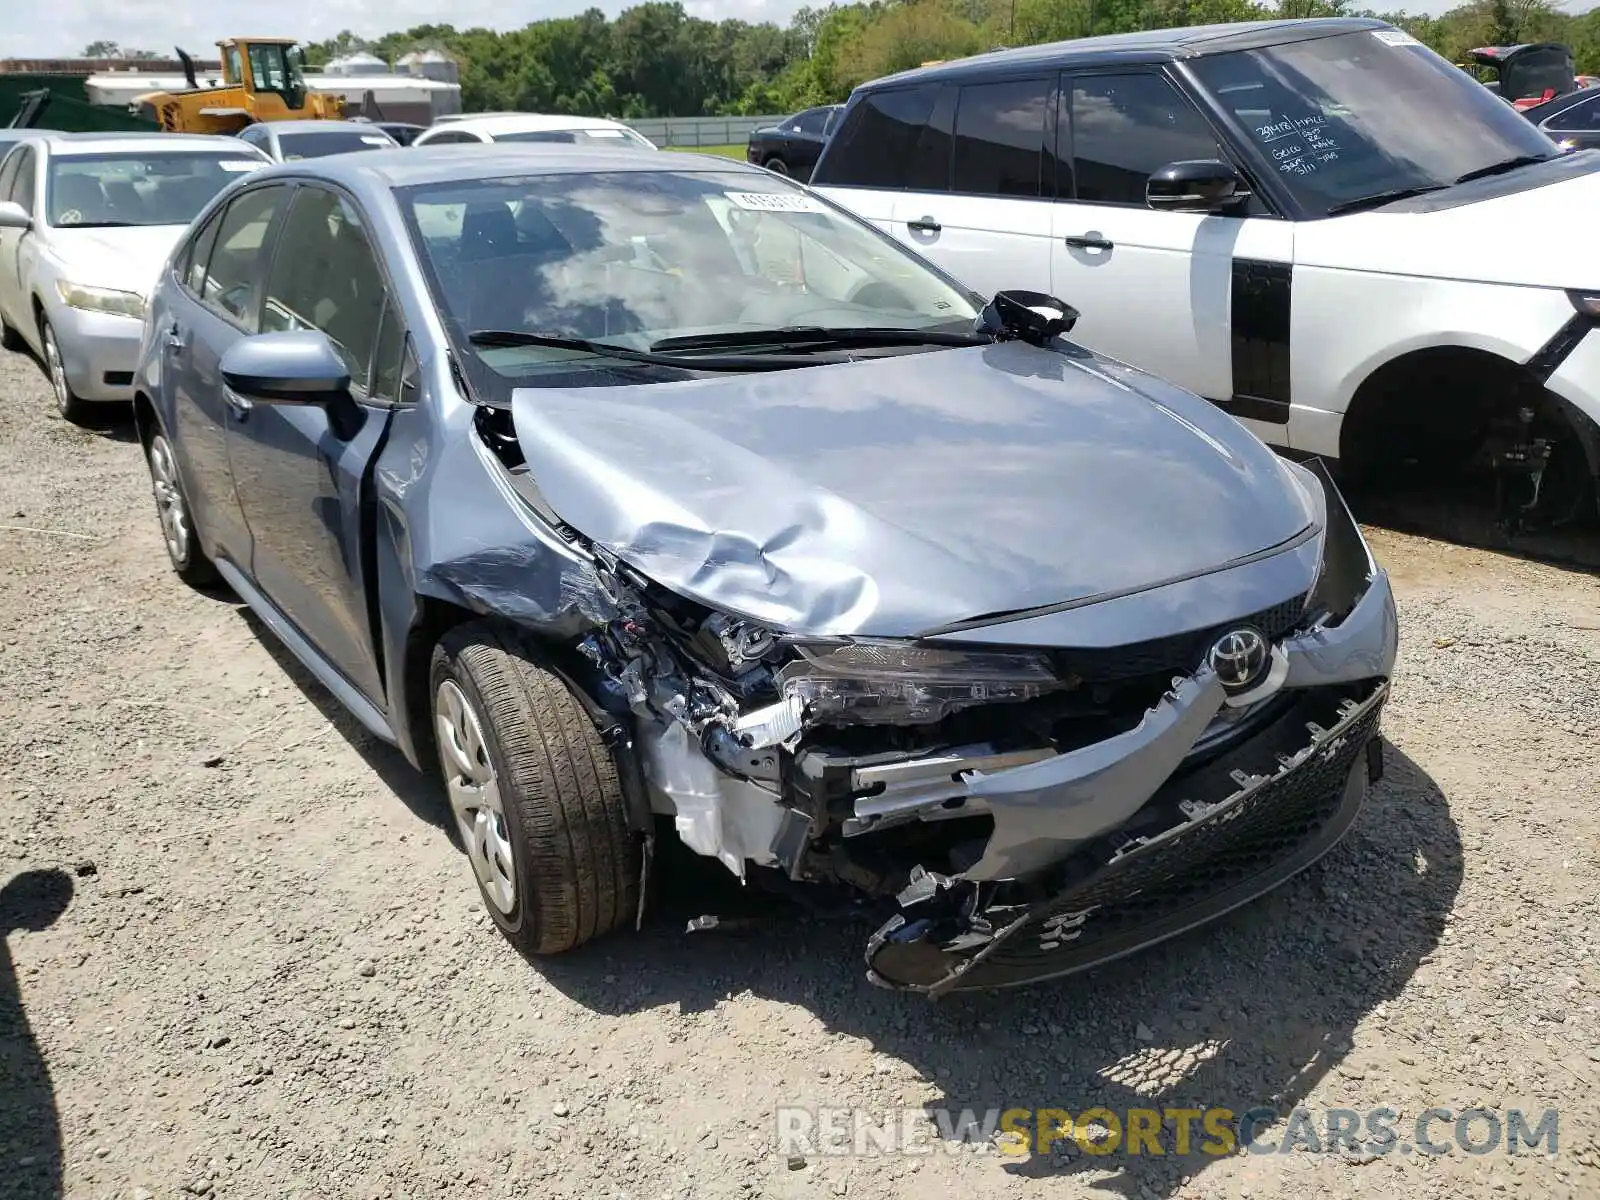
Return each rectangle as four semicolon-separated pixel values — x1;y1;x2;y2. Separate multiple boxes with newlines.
0;132;270;422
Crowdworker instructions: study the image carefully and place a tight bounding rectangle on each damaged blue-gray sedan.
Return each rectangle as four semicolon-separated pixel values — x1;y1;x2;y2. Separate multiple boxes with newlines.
133;147;1398;995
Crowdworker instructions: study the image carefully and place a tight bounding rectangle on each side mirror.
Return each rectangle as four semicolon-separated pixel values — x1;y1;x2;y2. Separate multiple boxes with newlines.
220;330;350;404
1146;160;1251;215
974;289;1079;346
0;201;32;231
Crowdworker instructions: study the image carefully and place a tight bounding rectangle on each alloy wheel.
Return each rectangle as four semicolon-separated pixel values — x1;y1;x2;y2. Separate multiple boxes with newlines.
43;324;70;417
434;679;517;914
148;436;191;566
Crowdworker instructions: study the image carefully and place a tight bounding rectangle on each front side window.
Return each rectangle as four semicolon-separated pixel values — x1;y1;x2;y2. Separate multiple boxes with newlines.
1190;30;1561;216
813;85;940;189
398;168;979;392
792;109;830;136
202;185;288;329
0;149;21;203
261;187;389;391
1068;73;1223;206
952;78;1050;199
248;44;287;92
11;149;36;216
46;152;267;228
181;207;225;298
422;130;480;145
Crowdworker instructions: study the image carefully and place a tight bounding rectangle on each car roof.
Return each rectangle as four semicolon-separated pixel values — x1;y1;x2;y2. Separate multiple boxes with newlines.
252;145;760;191
857;17;1389;89
428;113;637;135
41;132;266;157
269;120;394;136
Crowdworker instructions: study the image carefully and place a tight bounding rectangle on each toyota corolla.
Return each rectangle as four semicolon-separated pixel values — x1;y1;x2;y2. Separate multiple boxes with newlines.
132;147;1398;994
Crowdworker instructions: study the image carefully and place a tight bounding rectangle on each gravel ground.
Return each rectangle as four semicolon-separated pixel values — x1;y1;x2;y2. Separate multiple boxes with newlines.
0;344;1597;1200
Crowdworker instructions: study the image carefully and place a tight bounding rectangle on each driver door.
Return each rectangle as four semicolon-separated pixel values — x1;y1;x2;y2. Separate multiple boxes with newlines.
1050;69;1294;442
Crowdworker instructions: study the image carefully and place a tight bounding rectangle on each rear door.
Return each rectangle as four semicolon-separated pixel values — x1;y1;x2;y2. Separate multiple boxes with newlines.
1051;68;1294;442
223;182;401;705
891;75;1056;302
166;184;292;568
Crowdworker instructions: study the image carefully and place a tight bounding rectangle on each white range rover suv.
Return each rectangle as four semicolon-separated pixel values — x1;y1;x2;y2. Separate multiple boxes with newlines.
810;17;1600;535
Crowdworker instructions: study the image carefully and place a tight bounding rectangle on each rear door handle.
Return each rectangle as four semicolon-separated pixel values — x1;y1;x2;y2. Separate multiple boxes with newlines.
1064;233;1113;250
906;217;941;234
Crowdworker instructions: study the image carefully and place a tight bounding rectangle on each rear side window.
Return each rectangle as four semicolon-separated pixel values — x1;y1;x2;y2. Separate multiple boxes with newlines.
952;78;1050;198
202;184;288;329
1547;94;1600;131
1067;73;1223;206
814;85;939;188
424;130;480;145
792;108;830;136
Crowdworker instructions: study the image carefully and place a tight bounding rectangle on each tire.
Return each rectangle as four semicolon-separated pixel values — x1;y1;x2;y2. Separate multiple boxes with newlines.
40;317;92;426
145;430;220;588
763;156;790;176
431;620;640;956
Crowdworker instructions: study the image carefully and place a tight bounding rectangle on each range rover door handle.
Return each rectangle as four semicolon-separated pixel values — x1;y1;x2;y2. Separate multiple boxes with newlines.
1064;233;1113;250
906;216;941;234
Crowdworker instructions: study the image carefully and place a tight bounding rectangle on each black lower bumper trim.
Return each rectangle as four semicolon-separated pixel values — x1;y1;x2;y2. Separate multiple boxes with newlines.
867;682;1387;995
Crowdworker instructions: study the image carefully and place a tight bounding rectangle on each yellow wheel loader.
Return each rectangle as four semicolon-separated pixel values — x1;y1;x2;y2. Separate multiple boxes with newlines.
135;38;344;134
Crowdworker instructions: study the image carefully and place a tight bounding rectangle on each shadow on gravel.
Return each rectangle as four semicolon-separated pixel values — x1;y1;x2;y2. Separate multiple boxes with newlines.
0;868;74;1200
539;742;1461;1198
231;607;452;834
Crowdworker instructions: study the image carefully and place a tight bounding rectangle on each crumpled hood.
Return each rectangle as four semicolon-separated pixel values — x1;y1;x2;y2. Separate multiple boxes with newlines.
1296;156;1600;290
48;225;185;297
509;342;1317;636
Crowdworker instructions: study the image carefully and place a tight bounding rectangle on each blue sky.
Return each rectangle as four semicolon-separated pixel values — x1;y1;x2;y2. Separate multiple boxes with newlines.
1;0;1560;62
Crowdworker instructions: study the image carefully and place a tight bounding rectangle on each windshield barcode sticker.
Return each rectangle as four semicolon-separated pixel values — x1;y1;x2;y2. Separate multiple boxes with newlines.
220;160;267;172
360;135;392;145
1371;29;1420;46
724;190;828;213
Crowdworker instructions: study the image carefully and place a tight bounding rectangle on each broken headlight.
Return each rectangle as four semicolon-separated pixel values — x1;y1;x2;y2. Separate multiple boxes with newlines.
778;640;1069;726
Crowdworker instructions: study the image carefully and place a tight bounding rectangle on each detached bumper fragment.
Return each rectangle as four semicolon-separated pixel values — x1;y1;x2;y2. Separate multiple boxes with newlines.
866;679;1388;996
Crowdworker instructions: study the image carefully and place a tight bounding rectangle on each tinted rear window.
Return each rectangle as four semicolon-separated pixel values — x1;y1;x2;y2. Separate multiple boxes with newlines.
813;86;939;188
278;130;395;159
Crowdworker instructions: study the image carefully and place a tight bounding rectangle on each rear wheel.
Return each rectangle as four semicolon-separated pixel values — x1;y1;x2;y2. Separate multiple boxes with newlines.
431;620;640;956
763;156;790;176
146;431;219;587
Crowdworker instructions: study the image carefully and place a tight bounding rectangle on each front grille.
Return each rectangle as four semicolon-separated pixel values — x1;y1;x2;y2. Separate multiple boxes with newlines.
945;688;1382;991
1049;591;1309;685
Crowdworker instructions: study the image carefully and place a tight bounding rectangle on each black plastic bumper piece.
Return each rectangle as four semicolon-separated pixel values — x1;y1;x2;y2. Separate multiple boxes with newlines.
866;682;1387;995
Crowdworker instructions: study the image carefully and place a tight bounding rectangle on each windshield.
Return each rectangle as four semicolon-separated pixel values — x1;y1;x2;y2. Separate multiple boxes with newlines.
493;127;655;149
1190;30;1560;217
278;130;395;160
399;168;979;385
47;153;265;228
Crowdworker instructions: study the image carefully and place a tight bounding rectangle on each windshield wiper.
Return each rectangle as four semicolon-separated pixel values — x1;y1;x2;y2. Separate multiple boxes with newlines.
1452;154;1553;185
467;329;812;372
648;326;992;353
1324;185;1449;216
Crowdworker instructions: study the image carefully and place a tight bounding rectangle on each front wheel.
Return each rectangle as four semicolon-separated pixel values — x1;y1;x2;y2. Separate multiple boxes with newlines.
40;318;91;426
431;620;640;956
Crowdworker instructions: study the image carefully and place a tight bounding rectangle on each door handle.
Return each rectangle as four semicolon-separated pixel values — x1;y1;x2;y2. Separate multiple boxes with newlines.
165;324;186;353
906;216;941;234
1064;233;1113;251
222;386;252;419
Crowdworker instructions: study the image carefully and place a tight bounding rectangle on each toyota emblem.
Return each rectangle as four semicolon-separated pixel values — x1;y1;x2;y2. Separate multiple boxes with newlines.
1208;627;1270;690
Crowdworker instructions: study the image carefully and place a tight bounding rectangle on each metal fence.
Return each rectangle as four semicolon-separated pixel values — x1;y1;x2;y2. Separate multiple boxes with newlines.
624;114;785;148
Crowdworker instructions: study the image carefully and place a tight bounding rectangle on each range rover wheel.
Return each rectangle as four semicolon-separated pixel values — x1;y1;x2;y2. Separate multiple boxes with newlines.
763;156;790;176
431;620;640;956
145;431;219;587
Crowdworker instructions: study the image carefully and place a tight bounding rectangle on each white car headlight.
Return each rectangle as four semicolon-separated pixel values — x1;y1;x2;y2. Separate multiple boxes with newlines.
55;280;145;319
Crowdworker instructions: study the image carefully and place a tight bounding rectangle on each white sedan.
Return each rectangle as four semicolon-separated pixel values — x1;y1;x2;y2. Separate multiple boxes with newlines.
410;113;657;150
0;133;271;423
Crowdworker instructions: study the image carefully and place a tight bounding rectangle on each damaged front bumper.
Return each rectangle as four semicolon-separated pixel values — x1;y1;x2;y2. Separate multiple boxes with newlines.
858;556;1397;995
